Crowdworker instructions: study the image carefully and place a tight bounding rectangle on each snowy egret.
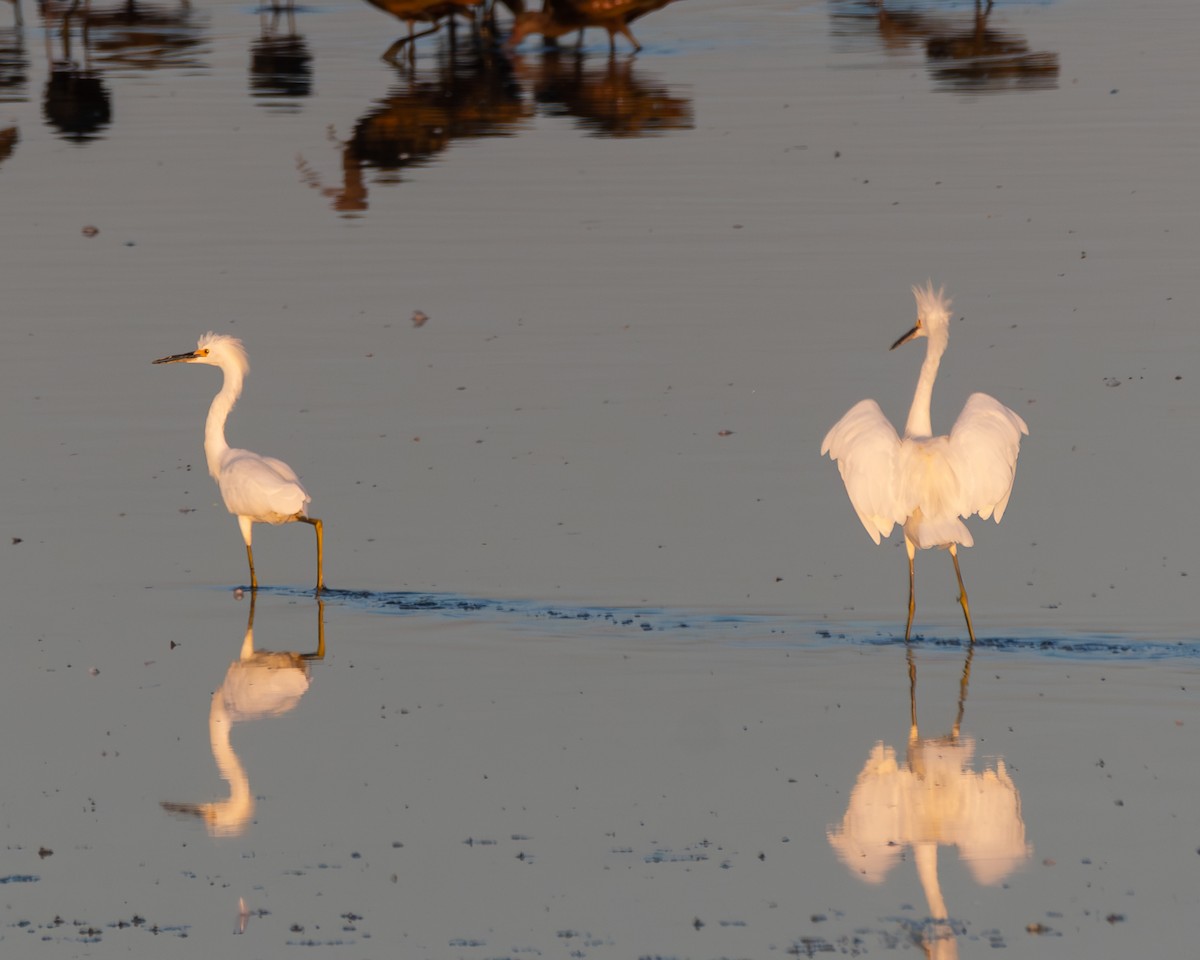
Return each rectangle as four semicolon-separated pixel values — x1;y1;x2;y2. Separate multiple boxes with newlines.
821;283;1027;642
154;333;324;592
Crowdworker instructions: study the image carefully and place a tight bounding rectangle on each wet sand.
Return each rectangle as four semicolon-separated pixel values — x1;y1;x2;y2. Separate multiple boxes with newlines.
1;0;1199;956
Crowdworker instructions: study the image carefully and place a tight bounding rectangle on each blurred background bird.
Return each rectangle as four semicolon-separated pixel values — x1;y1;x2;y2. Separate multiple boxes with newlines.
365;0;524;63
507;0;682;54
154;332;325;592
821;283;1027;642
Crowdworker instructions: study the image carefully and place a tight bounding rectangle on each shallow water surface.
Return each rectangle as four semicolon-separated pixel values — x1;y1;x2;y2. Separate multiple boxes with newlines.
2;0;1199;956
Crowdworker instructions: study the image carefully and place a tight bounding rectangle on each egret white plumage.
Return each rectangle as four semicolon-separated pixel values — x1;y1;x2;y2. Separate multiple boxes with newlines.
821;283;1027;642
154;333;324;592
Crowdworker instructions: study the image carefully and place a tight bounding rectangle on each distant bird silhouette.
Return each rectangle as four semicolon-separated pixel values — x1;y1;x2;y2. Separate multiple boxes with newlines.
154;333;324;592
822;284;1027;642
507;0;682;54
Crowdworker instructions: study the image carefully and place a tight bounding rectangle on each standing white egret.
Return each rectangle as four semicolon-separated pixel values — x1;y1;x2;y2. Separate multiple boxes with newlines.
821;283;1027;642
154;332;324;592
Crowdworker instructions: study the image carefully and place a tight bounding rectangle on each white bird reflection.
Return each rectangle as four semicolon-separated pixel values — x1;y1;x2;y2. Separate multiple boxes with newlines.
827;645;1030;957
162;595;325;837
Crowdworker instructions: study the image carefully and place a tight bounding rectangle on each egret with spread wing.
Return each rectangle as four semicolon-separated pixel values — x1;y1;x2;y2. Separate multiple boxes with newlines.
154;333;324;592
821;283;1027;642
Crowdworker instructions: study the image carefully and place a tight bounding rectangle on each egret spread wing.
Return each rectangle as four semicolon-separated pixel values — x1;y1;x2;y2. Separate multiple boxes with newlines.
821;400;908;544
218;450;310;523
945;393;1028;522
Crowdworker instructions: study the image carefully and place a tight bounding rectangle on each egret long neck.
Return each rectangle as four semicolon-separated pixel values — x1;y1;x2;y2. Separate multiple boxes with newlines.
203;364;242;479
903;341;943;439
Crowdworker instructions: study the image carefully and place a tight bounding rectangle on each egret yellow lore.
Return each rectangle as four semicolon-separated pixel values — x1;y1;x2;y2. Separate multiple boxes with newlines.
821;283;1027;642
154;332;324;592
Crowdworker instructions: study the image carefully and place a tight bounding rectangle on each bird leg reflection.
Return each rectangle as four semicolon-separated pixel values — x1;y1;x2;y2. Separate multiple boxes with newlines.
904;537;917;642
953;636;975;739
949;543;976;645
304;598;327;661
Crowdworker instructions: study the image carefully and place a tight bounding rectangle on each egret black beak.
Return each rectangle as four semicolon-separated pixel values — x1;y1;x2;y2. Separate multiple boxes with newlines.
153;350;200;364
890;325;920;350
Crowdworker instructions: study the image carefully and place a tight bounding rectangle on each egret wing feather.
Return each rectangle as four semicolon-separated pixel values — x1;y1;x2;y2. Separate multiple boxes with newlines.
821;400;909;544
261;455;303;486
218;449;311;524
945;393;1028;523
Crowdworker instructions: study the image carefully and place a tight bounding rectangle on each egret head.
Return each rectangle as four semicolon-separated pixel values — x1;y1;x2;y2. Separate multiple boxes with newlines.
154;332;250;376
891;282;952;351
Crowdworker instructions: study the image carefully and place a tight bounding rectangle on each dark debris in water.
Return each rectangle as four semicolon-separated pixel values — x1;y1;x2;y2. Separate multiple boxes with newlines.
262;586;1200;661
6;914;187;944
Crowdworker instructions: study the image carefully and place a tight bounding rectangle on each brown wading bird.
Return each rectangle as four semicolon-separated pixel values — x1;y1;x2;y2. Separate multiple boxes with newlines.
365;0;524;63
507;0;682;54
154;333;325;592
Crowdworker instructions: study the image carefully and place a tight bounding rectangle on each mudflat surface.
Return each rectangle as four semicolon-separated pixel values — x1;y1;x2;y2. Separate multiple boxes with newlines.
1;0;1198;956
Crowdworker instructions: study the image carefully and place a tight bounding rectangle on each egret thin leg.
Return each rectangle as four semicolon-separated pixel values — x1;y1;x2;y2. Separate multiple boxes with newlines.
949;544;976;645
904;537;917;641
246;543;258;590
300;516;324;592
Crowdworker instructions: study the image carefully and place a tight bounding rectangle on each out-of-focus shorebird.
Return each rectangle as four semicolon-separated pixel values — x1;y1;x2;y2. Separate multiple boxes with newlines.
507;0;681;54
366;0;524;63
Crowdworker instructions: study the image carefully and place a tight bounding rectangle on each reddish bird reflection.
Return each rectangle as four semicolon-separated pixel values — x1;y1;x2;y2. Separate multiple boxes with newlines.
298;46;530;213
514;49;692;137
831;0;1059;94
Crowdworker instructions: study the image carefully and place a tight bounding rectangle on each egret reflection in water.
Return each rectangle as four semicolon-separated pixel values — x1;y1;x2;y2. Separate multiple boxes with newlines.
831;0;1059;94
162;596;326;838
828;644;1030;958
